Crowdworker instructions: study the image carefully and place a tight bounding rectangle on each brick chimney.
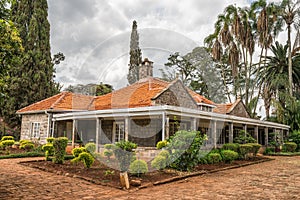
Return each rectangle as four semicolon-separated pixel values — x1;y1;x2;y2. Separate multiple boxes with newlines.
139;58;153;80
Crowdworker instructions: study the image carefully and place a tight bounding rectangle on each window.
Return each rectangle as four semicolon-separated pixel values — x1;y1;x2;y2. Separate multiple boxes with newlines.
31;122;41;139
113;121;125;143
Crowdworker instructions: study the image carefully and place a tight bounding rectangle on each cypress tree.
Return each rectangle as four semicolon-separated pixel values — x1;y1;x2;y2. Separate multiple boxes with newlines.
127;20;142;84
1;0;59;126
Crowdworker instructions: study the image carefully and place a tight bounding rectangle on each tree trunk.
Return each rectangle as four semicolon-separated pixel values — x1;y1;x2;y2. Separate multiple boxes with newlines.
288;24;293;96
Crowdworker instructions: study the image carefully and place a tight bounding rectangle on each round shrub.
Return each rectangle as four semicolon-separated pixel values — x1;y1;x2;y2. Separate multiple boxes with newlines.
2;140;15;147
158;150;170;159
208;153;222;164
104;144;115;150
284;142;297;152
20;140;32;145
156;140;168;149
239;144;253;159
20;143;34;151
85;143;96;154
264;147;275;155
221;150;239;163
222;143;240;152
53;137;68;164
42;144;54;153
72;152;95;168
248;143;262;156
1;136;14;141
72;147;87;157
46;137;55;144
151;155;168;170
129;159;148;176
103;149;113;159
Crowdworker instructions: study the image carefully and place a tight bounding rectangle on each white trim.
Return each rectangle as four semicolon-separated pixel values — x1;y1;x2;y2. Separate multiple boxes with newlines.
112;121;125;143
52;105;289;130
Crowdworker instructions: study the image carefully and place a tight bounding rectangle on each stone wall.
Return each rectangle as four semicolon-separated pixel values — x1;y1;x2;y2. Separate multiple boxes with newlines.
20;113;49;143
129;118;162;147
153;80;197;109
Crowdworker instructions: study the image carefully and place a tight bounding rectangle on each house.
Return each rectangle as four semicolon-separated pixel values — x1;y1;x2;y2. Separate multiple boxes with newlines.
17;58;289;155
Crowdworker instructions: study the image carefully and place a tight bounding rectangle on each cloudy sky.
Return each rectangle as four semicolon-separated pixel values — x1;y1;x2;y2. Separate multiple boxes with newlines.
47;0;283;90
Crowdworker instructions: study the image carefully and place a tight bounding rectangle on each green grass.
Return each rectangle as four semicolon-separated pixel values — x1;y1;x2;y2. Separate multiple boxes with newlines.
0;152;44;159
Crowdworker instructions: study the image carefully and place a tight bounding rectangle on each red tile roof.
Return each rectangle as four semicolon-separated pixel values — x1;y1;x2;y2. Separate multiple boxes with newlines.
17;77;216;113
17;92;94;114
213;99;241;114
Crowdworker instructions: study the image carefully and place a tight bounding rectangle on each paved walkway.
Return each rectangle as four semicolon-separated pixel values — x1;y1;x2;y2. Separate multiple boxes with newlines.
0;157;299;199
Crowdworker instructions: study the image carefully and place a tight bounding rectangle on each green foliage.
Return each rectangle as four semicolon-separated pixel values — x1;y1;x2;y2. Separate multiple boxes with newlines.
222;143;240;152
104;169;115;177
71;152;95;168
1;136;14;141
0;152;44;159
113;140;138;172
151;155;168;170
248;143;262;156
52;137;68;164
42;143;54;160
46;137;55;144
72;147;86;158
1;140;14;147
85;143;96;155
221;150;239;163
288;130;300;151
104;144;115;150
167;130;205;171
264;147;275;155
103;150;113;159
283;142;297;153
156;140;168;149
158;150;170;159
20;143;34;151
19;140;31;145
239;144;253;159
234;130;257;144
207;153;222;164
129;159;148;176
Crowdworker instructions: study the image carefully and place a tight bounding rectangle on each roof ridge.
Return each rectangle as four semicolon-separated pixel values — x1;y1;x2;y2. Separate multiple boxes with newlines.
51;92;68;109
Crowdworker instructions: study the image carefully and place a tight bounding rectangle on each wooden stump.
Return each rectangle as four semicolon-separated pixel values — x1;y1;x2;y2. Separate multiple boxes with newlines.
120;171;130;189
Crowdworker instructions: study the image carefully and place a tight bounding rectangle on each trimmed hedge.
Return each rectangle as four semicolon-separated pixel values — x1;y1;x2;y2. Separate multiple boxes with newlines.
1;136;14;141
221;150;238;163
71;152;94;168
72;147;87;157
207;153;222;164
156;140;168;149
284;142;297;153
0;152;44;159
85;143;96;155
151;155;168;170
129;159;148;176
239;144;253;159
248;143;262;156
222;143;240;152
53;137;68;164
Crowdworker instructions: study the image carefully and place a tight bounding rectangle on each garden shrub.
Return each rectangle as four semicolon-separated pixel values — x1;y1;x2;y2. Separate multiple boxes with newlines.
42;143;54;160
239;144;253;159
46;137;55;144
85;143;96;155
222;143;240;152
234;130;257;144
1;140;15;148
156;140;168;149
248;143;262;156
1;136;14;141
284;142;297;152
158;150;170;159
104;144;115;150
207;153;222;164
103;150;113;160
20;143;34;152
197;150;210;164
221;150;238;163
288;131;300;151
167;130;205;171
264;147;275;155
53;137;68;164
113;140;137;172
71;152;95;168
129;159;148;176
19;140;32;145
151;155;168;170
72;147;86;157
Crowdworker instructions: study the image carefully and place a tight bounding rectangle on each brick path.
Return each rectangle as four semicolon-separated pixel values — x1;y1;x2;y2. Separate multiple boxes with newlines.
0;157;299;199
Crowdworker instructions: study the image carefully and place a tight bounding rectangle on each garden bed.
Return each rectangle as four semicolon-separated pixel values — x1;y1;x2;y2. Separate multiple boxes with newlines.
20;156;272;190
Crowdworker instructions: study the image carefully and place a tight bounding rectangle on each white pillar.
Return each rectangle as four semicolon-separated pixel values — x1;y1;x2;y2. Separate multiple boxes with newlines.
162;113;165;141
212;120;217;148
96;118;101;153
191;118;197;131
51;120;55;137
265;127;269;146
125;117;129;141
255;126;259;143
72;119;78;148
166;116;170;139
229;123;234;143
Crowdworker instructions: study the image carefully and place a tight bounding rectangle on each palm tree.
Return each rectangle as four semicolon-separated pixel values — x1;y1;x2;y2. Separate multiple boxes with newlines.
276;0;300;96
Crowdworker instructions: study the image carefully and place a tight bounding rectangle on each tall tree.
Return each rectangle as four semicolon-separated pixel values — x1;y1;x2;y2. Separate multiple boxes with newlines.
276;0;300;96
1;0;59;126
127;20;142;84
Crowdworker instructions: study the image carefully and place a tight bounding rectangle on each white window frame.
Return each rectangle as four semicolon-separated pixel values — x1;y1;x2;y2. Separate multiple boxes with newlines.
31;122;41;139
112;121;125;143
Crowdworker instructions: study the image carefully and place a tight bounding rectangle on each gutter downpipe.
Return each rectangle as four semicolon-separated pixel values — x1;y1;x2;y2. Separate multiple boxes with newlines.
45;110;52;139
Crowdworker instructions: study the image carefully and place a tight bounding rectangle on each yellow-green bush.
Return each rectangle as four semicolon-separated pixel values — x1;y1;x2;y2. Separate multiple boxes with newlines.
129;159;148;176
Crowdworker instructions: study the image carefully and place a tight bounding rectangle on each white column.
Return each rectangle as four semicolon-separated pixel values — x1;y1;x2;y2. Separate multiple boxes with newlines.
229;123;234;143
72;119;78;148
125;117;129;141
255;126;259;143
96;118;101;153
166;116;170;139
162;113;165;141
51;120;55;137
243;124;247;134
265;127;269;146
191;118;197;131
212;120;217;148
